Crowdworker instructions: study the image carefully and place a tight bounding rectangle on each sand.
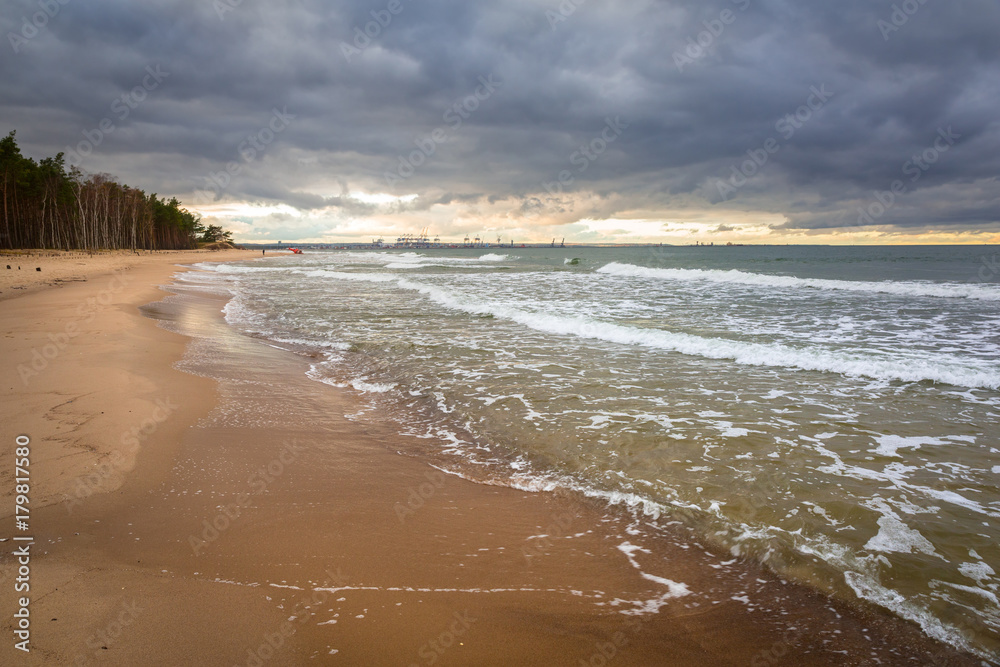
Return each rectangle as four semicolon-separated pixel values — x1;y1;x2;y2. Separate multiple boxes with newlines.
0;250;981;665
0;249;258;301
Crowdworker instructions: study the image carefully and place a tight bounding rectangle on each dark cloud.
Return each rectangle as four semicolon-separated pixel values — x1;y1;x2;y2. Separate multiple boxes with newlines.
2;0;998;238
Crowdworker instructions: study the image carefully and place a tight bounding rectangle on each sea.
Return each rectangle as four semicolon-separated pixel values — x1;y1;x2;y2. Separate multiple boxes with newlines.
185;244;1000;660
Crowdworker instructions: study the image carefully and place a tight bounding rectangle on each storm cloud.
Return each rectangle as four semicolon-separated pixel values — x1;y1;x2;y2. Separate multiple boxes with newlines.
3;0;998;242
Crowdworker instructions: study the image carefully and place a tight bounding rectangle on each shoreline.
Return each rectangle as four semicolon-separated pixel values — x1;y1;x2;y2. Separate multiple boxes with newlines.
0;249;262;302
1;249;261;510
0;252;983;664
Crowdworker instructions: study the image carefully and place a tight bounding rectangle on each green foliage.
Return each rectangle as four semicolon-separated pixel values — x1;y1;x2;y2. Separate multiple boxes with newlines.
199;224;233;243
0;130;233;250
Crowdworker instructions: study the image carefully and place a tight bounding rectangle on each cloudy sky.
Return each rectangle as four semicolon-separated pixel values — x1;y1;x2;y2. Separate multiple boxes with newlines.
3;0;999;244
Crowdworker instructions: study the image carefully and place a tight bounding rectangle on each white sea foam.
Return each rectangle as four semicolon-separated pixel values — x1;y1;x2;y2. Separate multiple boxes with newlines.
188;252;1000;660
596;262;1000;300
616;542;691;598
522;461;991;658
268;336;351;351
388;278;1000;390
871;435;948;458
382;253;512;269
864;516;941;558
844;571;984;659
221;294;254;327
300;269;397;282
959;561;996;581
386;262;444;269
201;263;292;274
281;268;1000;389
350;379;398;393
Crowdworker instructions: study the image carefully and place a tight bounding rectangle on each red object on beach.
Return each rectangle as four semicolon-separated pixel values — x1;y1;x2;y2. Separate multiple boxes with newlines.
288;248;303;254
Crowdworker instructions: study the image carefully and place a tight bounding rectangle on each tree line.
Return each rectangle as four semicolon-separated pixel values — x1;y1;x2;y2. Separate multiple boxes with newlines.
0;130;227;251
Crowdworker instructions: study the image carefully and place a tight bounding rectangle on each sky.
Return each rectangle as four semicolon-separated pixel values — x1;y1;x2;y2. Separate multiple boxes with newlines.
3;0;999;245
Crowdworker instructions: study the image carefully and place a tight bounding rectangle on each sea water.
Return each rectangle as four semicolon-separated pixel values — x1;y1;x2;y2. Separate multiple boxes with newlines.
187;245;1000;660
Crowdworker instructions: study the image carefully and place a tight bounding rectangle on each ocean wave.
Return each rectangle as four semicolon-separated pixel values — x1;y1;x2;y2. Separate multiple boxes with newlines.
385;253;512;267
199;263;293;274
248;267;999;388
386;262;445;269
510;464;989;658
384;261;507;270
596;262;1000;300
391;278;1000;390
267;335;351;351
350;378;398;393
299;269;397;282
206;261;998;659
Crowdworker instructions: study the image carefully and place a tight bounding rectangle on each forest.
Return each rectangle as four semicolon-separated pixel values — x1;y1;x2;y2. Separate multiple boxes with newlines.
0;130;220;251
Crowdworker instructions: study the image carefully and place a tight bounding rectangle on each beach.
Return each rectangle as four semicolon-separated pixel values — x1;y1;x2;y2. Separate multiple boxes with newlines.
0;249;987;665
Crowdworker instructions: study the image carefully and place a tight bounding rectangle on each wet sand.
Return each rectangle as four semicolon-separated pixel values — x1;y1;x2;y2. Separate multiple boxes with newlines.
0;252;982;665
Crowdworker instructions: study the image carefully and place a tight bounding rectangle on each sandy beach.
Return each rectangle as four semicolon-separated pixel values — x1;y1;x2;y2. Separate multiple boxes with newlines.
0;250;982;665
